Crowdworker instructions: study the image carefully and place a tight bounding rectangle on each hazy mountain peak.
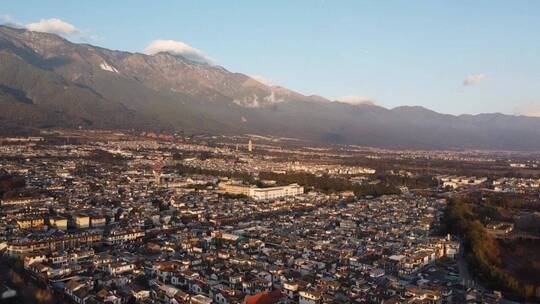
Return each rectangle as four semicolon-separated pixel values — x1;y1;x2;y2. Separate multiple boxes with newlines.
2;26;540;150
392;105;432;112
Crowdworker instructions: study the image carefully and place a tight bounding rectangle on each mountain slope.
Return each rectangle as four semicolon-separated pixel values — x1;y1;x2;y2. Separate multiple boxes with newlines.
2;25;540;150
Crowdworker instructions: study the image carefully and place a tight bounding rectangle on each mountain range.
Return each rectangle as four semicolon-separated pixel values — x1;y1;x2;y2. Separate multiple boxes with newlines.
1;25;540;150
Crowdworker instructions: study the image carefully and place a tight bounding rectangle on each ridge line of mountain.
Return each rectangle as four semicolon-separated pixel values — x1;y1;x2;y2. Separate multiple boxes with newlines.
1;25;540;150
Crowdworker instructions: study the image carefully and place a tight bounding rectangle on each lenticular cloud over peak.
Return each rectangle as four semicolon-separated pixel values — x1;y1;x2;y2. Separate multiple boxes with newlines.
145;39;213;64
335;95;376;106
26;18;79;35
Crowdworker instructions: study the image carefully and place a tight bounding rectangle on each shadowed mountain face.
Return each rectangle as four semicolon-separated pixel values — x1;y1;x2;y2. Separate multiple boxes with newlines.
2;25;540;150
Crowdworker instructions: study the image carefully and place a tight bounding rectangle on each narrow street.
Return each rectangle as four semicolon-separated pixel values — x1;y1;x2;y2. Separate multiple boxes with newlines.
457;241;486;292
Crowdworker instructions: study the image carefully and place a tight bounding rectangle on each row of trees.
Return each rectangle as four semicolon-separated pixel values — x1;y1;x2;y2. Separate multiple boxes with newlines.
443;197;540;301
378;174;437;189
0;169;26;199
258;171;400;197
173;164;255;183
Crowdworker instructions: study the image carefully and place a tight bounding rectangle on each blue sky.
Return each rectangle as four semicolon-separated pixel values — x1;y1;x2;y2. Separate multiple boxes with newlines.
2;1;540;116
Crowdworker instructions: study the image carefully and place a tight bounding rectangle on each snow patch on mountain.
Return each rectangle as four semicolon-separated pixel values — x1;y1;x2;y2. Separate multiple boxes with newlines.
100;62;119;73
233;92;284;108
264;91;284;104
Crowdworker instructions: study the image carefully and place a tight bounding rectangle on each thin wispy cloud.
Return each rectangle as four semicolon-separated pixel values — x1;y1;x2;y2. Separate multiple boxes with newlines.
145;40;213;64
463;74;487;86
251;75;276;86
1;14;13;23
335;95;376;106
514;102;540;117
0;14;23;28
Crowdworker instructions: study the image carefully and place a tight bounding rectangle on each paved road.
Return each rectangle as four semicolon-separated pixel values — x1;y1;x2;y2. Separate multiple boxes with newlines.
457;240;487;292
457;241;473;287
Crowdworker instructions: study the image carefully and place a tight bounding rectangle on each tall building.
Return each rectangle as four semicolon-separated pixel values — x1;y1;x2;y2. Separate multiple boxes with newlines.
248;140;253;153
153;169;161;185
153;159;164;185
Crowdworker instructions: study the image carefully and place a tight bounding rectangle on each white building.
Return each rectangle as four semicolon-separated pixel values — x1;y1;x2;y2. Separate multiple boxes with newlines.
299;291;321;304
104;229;145;245
248;184;304;201
219;182;304;201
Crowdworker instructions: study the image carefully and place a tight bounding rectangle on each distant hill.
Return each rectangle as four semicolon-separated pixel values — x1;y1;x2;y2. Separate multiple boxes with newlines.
2;25;540;150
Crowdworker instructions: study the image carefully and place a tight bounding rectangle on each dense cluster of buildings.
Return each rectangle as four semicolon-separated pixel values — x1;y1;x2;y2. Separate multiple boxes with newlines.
0;132;513;303
437;176;488;190
492;177;540;193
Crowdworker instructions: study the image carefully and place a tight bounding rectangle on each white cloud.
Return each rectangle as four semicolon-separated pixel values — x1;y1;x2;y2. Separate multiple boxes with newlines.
335;95;376;106
1;14;13;24
514;102;540;117
145;39;213;64
2;16;95;41
25;18;79;35
251;75;276;86
0;14;23;28
463;74;487;86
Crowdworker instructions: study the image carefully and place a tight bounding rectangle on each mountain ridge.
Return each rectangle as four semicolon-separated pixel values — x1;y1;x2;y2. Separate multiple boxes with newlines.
2;25;540;150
